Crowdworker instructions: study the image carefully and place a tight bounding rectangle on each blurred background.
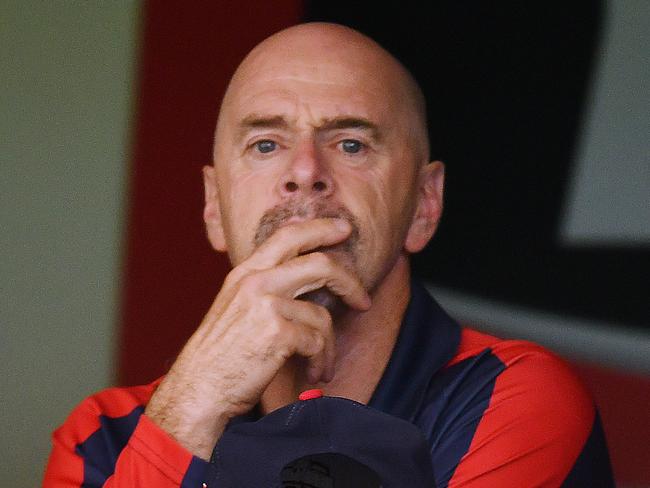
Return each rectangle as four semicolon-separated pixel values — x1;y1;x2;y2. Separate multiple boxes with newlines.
2;1;648;486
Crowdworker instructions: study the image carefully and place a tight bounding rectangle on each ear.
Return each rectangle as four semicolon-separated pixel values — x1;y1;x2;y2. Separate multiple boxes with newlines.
202;165;227;252
404;161;445;253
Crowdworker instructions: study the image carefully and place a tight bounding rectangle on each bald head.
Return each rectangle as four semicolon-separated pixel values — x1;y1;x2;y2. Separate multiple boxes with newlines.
214;22;429;164
203;21;445;286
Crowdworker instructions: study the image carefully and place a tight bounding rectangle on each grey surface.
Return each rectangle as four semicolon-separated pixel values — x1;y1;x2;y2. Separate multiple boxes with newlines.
427;284;650;374
1;3;140;485
561;0;650;245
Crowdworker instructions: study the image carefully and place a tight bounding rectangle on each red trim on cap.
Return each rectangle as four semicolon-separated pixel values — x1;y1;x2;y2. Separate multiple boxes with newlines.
299;389;323;401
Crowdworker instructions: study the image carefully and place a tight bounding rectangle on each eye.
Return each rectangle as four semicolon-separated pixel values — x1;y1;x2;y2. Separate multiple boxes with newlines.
340;139;364;154
254;140;277;154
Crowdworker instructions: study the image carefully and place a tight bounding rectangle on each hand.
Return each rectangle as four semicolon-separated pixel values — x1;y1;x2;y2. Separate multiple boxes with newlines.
144;218;371;459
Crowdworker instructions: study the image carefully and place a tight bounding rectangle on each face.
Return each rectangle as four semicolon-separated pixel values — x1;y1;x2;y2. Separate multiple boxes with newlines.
204;26;443;295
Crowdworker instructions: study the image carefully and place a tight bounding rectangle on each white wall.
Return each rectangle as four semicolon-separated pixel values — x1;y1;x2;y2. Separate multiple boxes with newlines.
0;3;140;485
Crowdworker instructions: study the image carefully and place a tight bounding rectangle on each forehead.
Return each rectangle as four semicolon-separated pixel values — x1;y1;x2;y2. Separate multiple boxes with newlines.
222;53;403;128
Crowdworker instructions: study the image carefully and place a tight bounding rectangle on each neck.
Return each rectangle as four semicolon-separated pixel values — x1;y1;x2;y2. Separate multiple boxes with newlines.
260;254;412;414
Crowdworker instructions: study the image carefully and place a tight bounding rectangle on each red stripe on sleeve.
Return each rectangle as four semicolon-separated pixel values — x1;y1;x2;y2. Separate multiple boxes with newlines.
448;337;595;487
43;379;162;486
112;415;195;486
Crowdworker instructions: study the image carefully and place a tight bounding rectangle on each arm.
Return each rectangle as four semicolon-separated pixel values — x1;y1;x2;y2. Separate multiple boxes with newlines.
144;218;369;459
43;383;209;487
44;218;369;484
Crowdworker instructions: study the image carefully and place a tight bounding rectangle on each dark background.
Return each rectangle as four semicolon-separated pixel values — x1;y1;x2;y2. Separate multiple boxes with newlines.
306;1;648;329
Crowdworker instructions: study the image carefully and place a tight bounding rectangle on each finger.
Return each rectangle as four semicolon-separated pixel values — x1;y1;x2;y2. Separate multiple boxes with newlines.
243;218;352;270
254;252;371;311
285;319;330;385
274;297;336;383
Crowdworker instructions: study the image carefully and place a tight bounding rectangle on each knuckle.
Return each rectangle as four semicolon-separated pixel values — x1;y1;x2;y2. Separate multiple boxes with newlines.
259;294;277;312
272;326;295;357
320;309;333;329
239;272;264;293
265;313;288;339
310;303;332;328
309;333;325;355
225;266;248;286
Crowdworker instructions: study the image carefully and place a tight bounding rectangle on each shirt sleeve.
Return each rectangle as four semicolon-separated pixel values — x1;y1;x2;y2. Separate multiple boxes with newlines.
421;337;615;487
43;384;211;487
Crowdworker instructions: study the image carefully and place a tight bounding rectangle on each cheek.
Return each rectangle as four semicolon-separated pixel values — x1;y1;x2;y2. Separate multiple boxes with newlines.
221;174;274;260
341;168;411;251
372;163;414;214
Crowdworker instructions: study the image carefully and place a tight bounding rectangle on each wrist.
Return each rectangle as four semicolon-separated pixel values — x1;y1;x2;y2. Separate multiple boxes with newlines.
145;392;231;460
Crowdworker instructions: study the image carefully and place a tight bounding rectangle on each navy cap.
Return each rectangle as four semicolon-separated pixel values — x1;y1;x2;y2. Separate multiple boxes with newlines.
212;391;435;487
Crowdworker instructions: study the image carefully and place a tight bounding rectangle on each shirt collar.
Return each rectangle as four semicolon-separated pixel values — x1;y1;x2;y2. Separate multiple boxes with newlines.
367;279;461;422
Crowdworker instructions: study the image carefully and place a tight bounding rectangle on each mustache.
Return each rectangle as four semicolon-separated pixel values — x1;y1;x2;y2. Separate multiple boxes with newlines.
253;200;360;252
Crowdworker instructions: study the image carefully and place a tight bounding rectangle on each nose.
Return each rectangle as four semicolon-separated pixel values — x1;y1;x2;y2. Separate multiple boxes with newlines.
277;139;334;198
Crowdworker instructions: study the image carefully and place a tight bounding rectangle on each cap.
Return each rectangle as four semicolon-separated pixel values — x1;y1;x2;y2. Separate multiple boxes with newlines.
211;392;435;487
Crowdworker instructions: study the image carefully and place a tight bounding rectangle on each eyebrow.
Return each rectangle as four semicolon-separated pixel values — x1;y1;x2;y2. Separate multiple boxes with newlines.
318;117;381;140
236;114;381;141
236;115;289;140
239;114;289;130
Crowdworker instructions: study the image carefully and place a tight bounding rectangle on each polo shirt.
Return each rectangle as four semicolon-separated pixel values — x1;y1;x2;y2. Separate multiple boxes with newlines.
44;280;614;487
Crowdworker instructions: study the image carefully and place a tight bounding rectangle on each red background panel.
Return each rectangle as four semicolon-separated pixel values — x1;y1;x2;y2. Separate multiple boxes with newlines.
573;363;650;485
118;0;303;387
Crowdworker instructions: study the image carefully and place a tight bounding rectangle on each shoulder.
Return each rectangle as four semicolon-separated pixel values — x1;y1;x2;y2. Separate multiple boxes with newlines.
450;327;592;409
442;327;595;438
419;328;604;486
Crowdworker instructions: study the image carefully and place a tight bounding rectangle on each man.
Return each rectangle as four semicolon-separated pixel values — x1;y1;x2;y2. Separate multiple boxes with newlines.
44;22;613;487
